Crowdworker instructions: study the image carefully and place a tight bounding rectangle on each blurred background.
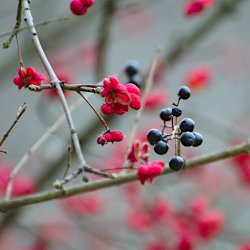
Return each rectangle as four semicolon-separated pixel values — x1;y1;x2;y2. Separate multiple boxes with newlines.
0;0;250;249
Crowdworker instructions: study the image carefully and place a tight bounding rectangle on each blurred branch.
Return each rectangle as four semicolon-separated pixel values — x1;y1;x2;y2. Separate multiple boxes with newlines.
0;139;249;211
22;0;108;182
0;17;69;39
0;0;247;231
165;0;247;66
95;0;116;81
0;103;27;148
124;49;160;162
2;0;22;48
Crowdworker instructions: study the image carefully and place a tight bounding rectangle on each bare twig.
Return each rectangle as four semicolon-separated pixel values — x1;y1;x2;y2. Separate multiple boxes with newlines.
2;0;22;49
0;0;246;230
4;92;105;200
28;83;103;94
165;0;247;67
63;145;72;179
95;0;116;81
0;140;249;211
0;103;27;148
0;17;68;39
78;91;109;130
22;0;104;182
124;49;161;164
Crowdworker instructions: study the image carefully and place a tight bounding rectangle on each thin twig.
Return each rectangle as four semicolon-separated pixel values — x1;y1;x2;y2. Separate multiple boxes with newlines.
124;49;161;164
0;139;249;211
95;0;116;81
0;103;27;148
29;83;103;94
78;91;109;130
63;145;72;179
23;0;103;182
0;0;246;230
0;17;68;39
165;0;247;67
4;94;98;200
2;0;22;49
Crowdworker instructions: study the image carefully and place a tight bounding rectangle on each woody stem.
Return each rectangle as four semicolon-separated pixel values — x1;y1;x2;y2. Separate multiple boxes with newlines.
78;92;109;131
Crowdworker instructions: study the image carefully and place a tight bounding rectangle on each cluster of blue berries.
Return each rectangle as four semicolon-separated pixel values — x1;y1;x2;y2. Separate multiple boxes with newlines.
124;60;142;88
147;86;203;171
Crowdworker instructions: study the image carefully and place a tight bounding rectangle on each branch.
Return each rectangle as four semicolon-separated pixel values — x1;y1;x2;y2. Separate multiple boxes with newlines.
0;17;68;39
165;0;247;66
0;103;27;148
95;0;116;81
124;49;160;163
22;0;102;181
2;0;22;49
0;140;249;211
0;0;246;229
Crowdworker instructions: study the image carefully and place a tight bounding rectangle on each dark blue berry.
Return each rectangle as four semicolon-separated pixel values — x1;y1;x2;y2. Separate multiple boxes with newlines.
160;107;172;121
192;132;203;147
147;129;162;145
179;118;195;132
169;156;184;171
154;141;169;155
178;86;191;100
124;60;140;77
128;74;142;88
180;132;195;146
172;107;182;117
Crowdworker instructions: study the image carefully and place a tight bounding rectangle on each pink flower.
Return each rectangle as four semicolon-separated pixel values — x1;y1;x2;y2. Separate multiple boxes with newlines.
70;0;94;16
145;90;169;109
197;211;224;240
189;196;209;215
63;194;103;216
151;198;173;221
96;130;124;146
101;76;141;115
176;234;194;250
127;140;150;164
137;160;165;185
13;67;46;89
127;207;154;232
184;0;214;17
185;66;211;92
0;164;36;197
232;142;250;184
238;244;250;250
145;241;168;250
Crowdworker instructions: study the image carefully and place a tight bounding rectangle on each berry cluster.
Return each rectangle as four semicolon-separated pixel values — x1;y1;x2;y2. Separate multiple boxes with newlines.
124;60;143;88
70;0;94;16
147;86;203;171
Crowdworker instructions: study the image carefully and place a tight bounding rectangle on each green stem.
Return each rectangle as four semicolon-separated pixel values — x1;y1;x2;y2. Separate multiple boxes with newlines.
0;140;249;211
3;0;22;49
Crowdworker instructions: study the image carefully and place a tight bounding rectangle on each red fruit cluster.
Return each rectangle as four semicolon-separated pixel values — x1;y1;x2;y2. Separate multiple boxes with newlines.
13;67;46;89
189;197;224;240
101;76;141;115
70;0;94;16
137;160;165;185
184;0;214;16
144;89;168;110
127;197;172;232
96;130;124;146
127;140;150;164
185;66;211;92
